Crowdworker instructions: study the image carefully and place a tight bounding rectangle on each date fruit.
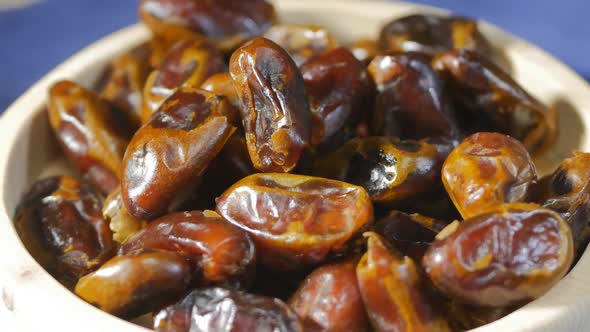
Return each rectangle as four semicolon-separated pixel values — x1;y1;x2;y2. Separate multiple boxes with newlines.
264;24;338;66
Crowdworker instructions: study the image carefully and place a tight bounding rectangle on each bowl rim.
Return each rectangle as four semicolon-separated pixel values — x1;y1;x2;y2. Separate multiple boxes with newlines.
1;1;590;331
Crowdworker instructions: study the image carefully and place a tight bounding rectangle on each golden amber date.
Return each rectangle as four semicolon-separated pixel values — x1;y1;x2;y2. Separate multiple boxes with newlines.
99;44;151;128
229;37;312;172
75;251;191;318
264;24;338;66
289;260;370;332
216;173;373;270
102;188;146;243
14;176;113;285
122;87;236;220
368;52;459;142
139;0;276;52
433;50;557;154
48;80;130;194
154;288;304;332
301;47;373;151
313;137;445;204
119;210;256;286
357;232;451;332
379;14;491;57
442;132;537;219
142;38;226;122
422;203;573;307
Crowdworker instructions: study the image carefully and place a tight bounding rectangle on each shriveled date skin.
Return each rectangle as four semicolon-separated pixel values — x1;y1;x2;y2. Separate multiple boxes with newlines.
139;0;276;52
216;173;373;270
122;88;236;220
374;211;449;262
100;44;151;128
264;24;338;66
538;152;590;249
230;37;311;172
442;132;537;219
301;48;373;151
48;81;130;194
142;38;226;122
119;211;255;286
289;260;370;332
378;14;490;57
313;137;445;204
368;53;458;142
357;232;451;332
154;288;304;332
75;251;191;318
422;203;574;307
433;50;557;154
14;176;114;285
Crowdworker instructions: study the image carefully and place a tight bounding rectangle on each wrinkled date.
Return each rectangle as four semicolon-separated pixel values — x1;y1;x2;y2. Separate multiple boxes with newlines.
538;152;590;247
264;24;338;66
48;80;130;194
75;251;191;318
119;210;256;286
142;38;226;122
423;203;574;307
201;73;241;109
289;260;370;332
14;176;113;284
122;87;236;220
154;287;304;332
442;132;537;219
102;188;146;243
378;14;491;57
368;52;459;142
433;50;557;154
139;0;276;52
374;211;449;262
313;137;445;204
99;44;151;128
301;47;373;151
357;232;451;332
230;37;311;172
216;173;373;270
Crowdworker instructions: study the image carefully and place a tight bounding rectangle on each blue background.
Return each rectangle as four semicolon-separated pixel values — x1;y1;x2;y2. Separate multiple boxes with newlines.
1;0;589;112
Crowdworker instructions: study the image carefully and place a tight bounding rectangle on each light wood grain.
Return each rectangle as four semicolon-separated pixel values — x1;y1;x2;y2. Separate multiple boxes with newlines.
1;1;589;331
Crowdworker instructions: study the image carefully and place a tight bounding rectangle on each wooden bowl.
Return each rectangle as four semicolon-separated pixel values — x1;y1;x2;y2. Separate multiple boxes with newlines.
1;1;590;331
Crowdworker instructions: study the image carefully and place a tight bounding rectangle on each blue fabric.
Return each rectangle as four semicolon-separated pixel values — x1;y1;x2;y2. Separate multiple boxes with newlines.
1;0;588;112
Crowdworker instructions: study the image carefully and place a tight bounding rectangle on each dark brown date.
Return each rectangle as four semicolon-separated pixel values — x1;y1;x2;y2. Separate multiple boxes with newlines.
368;52;459;142
379;14;491;57
216;173;373;270
289;260;370;332
444;301;515;331
374;211;449;262
312;137;445;204
14;176;113;285
538;152;590;249
264;24;338;66
229;37;311;172
119;210;255;286
142;38;226;122
122;87;236;220
349;39;378;65
154;287;304;332
423;203;573;307
139;0;276;52
48;80;130;194
442;132;537;219
357;232;451;332
99;44;151;128
75;251;191;318
102;188;146;243
201;72;240;109
301;47;373;151
433;50;557;154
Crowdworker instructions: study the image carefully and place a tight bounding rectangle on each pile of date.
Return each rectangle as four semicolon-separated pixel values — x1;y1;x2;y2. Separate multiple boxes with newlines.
14;0;588;331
